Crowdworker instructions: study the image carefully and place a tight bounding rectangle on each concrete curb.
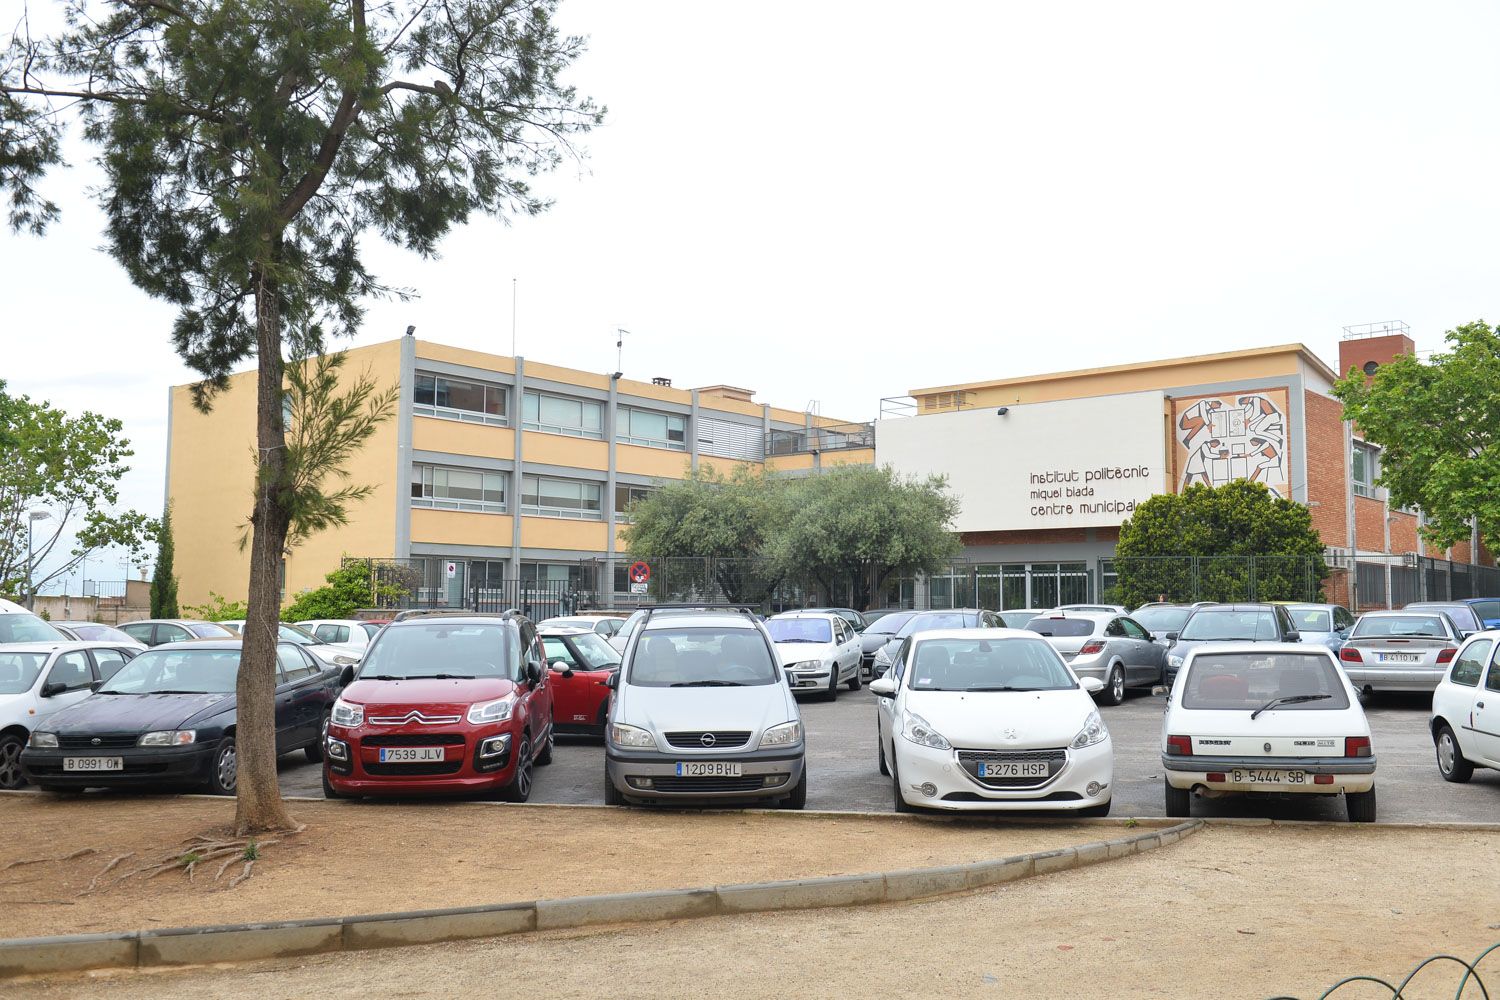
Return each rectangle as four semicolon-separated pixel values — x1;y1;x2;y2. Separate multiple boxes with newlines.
0;819;1201;980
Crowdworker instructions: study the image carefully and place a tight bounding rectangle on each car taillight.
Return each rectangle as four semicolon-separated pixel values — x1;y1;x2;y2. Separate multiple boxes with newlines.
1437;647;1456;664
1166;734;1192;756
1345;736;1372;758
1078;640;1105;656
1339;647;1362;663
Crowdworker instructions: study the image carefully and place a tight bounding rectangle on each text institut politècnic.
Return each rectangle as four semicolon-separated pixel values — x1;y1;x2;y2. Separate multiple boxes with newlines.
1027;466;1152;518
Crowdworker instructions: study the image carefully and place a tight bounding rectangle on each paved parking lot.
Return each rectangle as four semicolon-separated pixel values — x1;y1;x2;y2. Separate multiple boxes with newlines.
276;690;1500;821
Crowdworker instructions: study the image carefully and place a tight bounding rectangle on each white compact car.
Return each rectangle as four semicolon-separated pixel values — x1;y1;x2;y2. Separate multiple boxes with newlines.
868;628;1113;815
1162;643;1377;822
539;614;627;639
765;611;862;699
1429;631;1500;783
295;619;384;650
0;640;141;788
219;620;363;665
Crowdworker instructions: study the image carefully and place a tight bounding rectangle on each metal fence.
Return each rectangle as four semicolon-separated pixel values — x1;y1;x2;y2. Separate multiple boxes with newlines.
339;558;573;620
1327;553;1500;610
1099;555;1326;607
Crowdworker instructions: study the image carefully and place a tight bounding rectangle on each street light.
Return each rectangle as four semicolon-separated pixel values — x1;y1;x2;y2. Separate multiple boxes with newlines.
25;511;51;611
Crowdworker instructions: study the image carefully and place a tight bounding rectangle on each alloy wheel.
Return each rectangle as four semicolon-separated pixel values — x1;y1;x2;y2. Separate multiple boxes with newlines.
0;739;22;789
1438;732;1456;774
516;738;533;798
217;743;238;792
1112;669;1125;703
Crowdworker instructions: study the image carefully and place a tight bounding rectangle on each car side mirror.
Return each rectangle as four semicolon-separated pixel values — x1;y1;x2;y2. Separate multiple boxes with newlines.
605;672;619;690
338;664;356;689
89;680;103;692
868;676;897;697
40;681;66;698
550;660;575;678
526;662;543;685
1164;632;1179;643
1287;633;1301;643
1080;676;1105;694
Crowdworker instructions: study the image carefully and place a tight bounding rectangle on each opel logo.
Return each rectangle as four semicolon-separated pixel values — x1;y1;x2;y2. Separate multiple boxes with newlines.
91;738;101;746
1264;742;1272;753
700;733;717;748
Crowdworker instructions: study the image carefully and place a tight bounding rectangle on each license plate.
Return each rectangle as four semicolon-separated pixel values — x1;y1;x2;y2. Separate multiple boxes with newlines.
62;757;122;771
674;761;742;777
978;761;1050;778
1379;652;1419;663
1231;769;1307;785
378;747;445;763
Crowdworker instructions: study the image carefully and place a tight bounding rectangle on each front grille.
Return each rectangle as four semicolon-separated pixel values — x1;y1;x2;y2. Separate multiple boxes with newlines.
956;748;1067;788
361;734;466;747
663;731;752;750
367;711;462;726
57;734;138;750
942;790;1082;802
648;776;767;793
364;760;464;776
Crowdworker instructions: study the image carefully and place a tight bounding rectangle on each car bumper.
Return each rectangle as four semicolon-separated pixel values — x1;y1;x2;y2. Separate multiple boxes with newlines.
20;745;217;788
786;669;830;691
893;737;1113;812
606;746;805;804
324;724;523;796
1070;659;1109;682
1163;754;1376;793
1342;666;1444;691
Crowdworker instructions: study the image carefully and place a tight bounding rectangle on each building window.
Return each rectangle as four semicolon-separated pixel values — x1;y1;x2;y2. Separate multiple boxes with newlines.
414;373;508;426
521;475;603;520
522;390;604;439
411;465;508;513
614;484;656;521
616;406;687;450
522;562;586;589
1353;442;1378;499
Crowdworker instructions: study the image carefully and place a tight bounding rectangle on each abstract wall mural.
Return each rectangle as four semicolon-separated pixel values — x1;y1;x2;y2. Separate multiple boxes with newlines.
1172;388;1290;498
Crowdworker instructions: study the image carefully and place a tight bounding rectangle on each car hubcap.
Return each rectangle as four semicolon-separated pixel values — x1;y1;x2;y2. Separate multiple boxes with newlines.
1439;734;1455;772
218;745;238;791
1113;671;1124;700
0;741;21;789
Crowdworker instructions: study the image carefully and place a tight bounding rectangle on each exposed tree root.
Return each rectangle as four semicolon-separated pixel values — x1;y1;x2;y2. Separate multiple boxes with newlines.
4;848;98;870
81;853;135;895
64;826;302;895
228;860;254;889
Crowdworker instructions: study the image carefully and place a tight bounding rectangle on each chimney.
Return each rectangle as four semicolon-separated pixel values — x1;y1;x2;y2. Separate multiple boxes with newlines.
1339;321;1414;382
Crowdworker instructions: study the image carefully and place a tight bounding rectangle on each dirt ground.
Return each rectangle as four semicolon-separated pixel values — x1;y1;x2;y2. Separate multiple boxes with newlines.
12;825;1500;1000
0;795;1112;939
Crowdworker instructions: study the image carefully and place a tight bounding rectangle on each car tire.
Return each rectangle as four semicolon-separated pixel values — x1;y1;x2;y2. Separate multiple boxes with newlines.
1346;786;1377;823
780;768;807;809
878;735;890;777
891;756;914;814
1435;725;1474;783
1356;686;1373;707
1164;777;1191;818
1103;665;1126;707
847;664;862;691
304;710;330;763
536;717;555;766
1078;799;1112;818
825;667;839;703
0;732;26;790
207;737;237;796
603;762;624;806
501;735;533;803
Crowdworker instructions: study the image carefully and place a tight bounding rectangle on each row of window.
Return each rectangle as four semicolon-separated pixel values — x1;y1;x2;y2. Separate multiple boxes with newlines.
411;464;654;519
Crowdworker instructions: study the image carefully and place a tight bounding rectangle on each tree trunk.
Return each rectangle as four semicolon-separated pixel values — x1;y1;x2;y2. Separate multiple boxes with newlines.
234;261;298;836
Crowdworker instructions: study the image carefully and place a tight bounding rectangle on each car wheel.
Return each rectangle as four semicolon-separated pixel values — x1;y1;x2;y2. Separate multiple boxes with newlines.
1435;725;1474;783
847;663;862;691
536;716;555;766
1356;686;1373;707
304;710;330;763
207;737;237;796
780;768;808;809
891;755;914;814
878;735;890;777
0;733;26;790
1346;786;1377;823
502;735;533;803
1164;777;1191;818
1103;665;1126;707
826;666;839;702
321;766;344;799
1078;799;1112;818
603;761;624;806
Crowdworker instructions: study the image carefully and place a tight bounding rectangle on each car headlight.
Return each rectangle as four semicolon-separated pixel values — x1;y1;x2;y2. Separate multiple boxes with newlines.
467;696;516;725
332;654;359;666
787;660;819;671
1167;654;1184;668
28;731;57;748
873;647;891;665
760;721;802;747
902;711;951;751
330;698;364;727
1070;710;1108;749
138;730;197;746
609;722;656;748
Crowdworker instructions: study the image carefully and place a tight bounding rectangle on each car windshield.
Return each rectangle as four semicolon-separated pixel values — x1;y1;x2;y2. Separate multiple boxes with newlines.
0;652;48;694
358;623;519;680
360;623;384;639
68;624;130;642
1352;615;1446;638
1024;617;1096;637
1181;652;1350;711
766;618;832;643
907;637;1075;692
627;626;778;687
0;614;64;643
866;612;917;636
1132;607;1190;632
544;617;601;630
1179;609;1279;641
568;632;621;669
1407;605;1479;630
99;648;241;694
1470;600;1500;622
1288;608;1332;631
615;610;646;643
188;622;236;639
896;613;972;638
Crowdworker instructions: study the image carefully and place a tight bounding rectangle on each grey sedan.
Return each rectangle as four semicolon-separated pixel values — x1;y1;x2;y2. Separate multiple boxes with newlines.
1024;611;1166;706
1338;610;1464;696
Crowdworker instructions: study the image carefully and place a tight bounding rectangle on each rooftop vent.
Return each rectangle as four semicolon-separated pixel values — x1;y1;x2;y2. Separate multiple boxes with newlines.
652;377;672;387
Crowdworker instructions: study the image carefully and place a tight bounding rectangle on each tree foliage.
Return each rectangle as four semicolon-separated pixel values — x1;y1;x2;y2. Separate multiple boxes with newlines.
1334;320;1500;554
150;507;179;618
182;591;249;622
283;560;408;621
0;380;157;599
1113;481;1328;607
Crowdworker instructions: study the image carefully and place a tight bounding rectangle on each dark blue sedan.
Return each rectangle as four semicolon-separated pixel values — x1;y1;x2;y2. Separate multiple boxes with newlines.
20;640;340;795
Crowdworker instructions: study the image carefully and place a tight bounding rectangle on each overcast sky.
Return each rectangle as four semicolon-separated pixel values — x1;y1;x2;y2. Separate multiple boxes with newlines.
5;1;1499;589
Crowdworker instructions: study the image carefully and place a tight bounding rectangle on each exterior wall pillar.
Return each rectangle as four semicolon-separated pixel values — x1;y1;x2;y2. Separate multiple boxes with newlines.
394;334;416;561
1344;419;1357;608
605;375;619;608
510;357;525;582
689;389;700;474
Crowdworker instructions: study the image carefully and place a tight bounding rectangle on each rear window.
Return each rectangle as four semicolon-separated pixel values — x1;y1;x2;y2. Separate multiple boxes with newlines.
766;618;832;643
1179;609;1279;642
1352;615;1446;638
1024;617;1095;638
999;611;1039;629
1407;605;1479;630
0;614;64;643
1182;652;1350;711
189;622;235;639
628;627;778;687
1288;608;1332;631
1132;607;1190;632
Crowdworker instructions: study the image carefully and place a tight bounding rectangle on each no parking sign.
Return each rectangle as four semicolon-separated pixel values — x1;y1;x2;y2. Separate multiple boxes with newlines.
628;561;650;594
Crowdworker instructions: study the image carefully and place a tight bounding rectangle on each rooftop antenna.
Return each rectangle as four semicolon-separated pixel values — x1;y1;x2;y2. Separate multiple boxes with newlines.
511;278;518;357
615;328;630;378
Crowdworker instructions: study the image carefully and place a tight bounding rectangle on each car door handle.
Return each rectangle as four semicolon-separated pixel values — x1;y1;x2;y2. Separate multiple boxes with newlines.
1479;702;1487;709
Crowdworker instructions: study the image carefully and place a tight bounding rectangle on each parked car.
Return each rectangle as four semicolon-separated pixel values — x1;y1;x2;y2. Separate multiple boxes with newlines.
0;598;65;642
860;608;909;626
1129;604;1195;642
541;625;620;736
1429;631;1500;783
608;604;758;654
1050;603;1127;615
1282;603;1355;651
998;608;1049;629
870;609;1003;679
1450;598;1500;630
21;639;336;795
1403;602;1484;636
51;622;145;647
857;610;920;678
1163;604;1303;687
323;612;554;801
604;607;806;808
794;607;868;634
218;621;364;666
0;641;141;789
1161;644;1377;822
296;618;385;649
538;613;628;639
868;628;1111;815
119;619;236;647
1024;611;1166;706
1337;609;1463;698
766;611;863;699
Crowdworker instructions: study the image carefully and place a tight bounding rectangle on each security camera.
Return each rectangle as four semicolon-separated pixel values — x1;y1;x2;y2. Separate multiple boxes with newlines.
996;406;1009;416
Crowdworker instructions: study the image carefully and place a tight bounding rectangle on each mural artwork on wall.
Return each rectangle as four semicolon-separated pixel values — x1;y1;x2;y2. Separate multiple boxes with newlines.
1173;389;1290;498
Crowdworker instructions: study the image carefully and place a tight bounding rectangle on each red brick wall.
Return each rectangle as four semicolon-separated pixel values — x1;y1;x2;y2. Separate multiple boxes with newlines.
1354;497;1385;553
1388;511;1420;556
1304;391;1349;549
1450;540;1474;564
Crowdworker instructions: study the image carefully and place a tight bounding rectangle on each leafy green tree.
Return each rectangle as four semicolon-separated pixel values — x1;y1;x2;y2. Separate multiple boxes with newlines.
3;1;599;834
1113;481;1328;607
0;380;157;601
769;466;961;611
283;561;407;621
182;591;249;622
150;507;180;619
1334;320;1500;554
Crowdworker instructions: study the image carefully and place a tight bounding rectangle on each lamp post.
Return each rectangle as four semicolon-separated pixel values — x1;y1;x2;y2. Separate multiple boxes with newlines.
25;511;51;611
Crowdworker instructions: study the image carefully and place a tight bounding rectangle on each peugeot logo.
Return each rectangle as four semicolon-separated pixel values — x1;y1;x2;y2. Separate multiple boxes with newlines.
1264;742;1272;753
90;738;101;746
700;733;717;748
1002;728;1018;741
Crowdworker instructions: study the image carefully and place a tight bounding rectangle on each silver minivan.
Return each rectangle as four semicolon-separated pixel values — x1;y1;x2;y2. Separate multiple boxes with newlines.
604;607;806;808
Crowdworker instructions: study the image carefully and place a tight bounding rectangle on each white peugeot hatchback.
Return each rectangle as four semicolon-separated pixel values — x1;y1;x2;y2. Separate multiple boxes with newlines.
868;628;1112;815
1162;643;1377;822
1429;631;1500;783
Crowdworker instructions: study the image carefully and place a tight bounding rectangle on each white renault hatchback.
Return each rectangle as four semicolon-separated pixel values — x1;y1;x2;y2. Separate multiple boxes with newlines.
1162;644;1376;822
765;611;862;699
868;628;1113;815
1429;630;1500;783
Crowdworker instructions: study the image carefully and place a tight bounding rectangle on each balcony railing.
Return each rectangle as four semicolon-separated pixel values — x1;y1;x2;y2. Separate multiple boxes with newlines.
765;420;874;456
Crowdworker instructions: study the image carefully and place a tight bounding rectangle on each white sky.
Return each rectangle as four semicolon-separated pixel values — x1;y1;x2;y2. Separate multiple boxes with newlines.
4;1;1499;588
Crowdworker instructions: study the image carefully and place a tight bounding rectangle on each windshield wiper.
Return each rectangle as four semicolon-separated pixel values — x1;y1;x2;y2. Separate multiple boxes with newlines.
1250;694;1331;720
400;673;476;680
148;690;213;695
775;638;823;643
669;680;744;687
965;685;1030;692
